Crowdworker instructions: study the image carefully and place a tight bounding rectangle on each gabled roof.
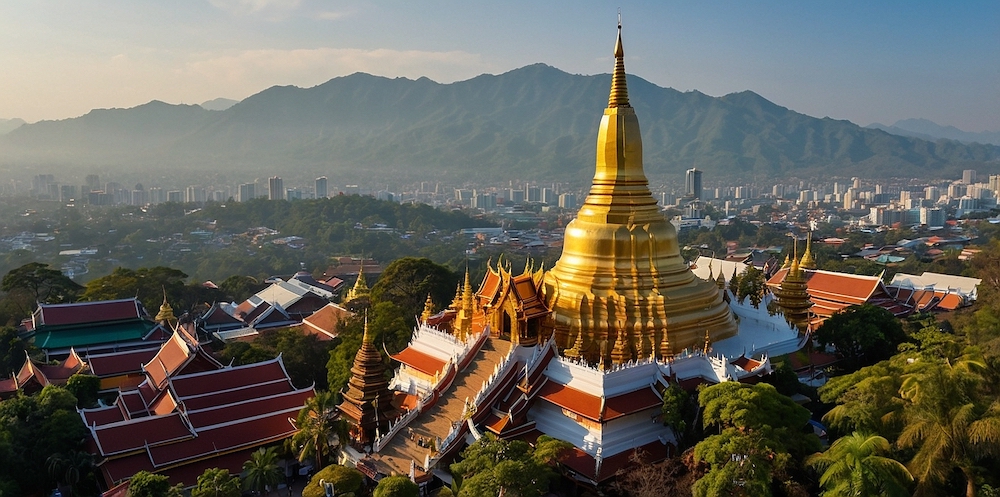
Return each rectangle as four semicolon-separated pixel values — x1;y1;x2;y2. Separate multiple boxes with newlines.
13;348;89;391
390;348;448;376
301;303;354;341
86;356;315;487
248;303;296;330
35;299;145;328
199;303;244;331
142;330;223;390
535;381;661;423
32;320;157;351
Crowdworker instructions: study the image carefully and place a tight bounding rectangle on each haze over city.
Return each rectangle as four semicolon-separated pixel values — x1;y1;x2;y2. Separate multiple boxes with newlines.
1;0;997;132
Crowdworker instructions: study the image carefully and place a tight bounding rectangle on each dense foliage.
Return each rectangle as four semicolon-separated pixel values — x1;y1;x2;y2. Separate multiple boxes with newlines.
450;434;570;497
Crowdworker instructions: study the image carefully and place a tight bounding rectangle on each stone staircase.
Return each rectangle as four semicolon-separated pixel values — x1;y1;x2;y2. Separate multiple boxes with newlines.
373;337;512;476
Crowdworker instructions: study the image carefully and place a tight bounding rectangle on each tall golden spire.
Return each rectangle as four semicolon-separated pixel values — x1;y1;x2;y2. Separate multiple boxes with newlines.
608;16;630;108
543;19;737;359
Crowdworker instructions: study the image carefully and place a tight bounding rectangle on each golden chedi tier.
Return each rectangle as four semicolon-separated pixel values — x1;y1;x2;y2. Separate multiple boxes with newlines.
543;24;737;364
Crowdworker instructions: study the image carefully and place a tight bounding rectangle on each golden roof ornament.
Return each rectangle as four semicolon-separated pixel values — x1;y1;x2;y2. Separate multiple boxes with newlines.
608;14;630;108
800;232;817;270
421;294;434;324
345;262;370;302
155;287;177;326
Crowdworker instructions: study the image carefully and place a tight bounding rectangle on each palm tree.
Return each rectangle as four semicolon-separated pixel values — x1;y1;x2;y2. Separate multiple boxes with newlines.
897;357;1000;497
292;391;338;470
807;432;911;497
243;447;283;496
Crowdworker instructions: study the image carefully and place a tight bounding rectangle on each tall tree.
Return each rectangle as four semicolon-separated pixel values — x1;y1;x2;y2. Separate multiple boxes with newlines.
1;262;82;320
292;391;339;471
897;357;1000;497
242;447;283;496
807;432;912;497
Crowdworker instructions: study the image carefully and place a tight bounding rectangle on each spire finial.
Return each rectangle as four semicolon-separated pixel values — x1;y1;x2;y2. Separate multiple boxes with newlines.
363;312;372;344
608;13;630;108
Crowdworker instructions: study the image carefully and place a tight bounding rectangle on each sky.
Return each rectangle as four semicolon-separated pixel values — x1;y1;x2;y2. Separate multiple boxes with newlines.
0;0;997;131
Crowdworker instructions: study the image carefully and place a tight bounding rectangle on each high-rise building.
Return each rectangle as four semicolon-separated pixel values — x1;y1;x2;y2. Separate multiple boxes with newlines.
238;183;256;202
286;188;302;200
315;176;328;199
685;168;702;200
541;187;556;205
557;192;576;210
268;176;284;200
963;169;977;185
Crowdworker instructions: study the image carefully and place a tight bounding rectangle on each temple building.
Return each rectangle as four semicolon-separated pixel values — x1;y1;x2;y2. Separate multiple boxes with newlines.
338;318;398;448
79;324;314;488
347;22;787;486
542;25;737;364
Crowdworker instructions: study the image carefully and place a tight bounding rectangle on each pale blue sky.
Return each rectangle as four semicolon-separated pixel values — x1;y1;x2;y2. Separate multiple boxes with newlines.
1;1;997;131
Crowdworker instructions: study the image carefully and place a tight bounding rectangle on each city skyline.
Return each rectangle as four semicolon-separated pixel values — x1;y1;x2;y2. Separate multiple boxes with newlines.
0;1;997;132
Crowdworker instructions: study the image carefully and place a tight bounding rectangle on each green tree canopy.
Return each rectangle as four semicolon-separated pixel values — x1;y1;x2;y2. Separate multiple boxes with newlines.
292;391;339;471
807;432;912;497
127;471;184;497
242;447;283;495
1;262;82;321
370;257;458;318
373;475;419;497
191;468;241;497
814;304;907;373
450;433;569;497
693;382;820;496
301;465;364;497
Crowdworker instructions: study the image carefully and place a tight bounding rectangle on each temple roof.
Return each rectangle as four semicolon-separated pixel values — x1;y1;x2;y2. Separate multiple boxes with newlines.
34;298;146;328
391;347;448;376
301;303;354;341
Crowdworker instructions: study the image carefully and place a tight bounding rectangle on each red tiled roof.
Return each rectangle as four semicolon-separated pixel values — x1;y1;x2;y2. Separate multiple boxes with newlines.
201;305;242;326
184;389;312;429
0;377;17;396
37;299;143;327
81;405;127;426
603;388;663;421
301;303;354;341
390;348;448;376
169;359;290;398
87;347;160;377
536;382;601;421
90;412;194;455
561;440;670;483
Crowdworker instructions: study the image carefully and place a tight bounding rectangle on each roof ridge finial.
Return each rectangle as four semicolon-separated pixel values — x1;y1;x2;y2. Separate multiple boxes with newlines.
608;12;630;108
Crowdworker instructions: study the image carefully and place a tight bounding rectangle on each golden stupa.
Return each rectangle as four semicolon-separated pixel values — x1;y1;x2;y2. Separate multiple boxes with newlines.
543;22;737;362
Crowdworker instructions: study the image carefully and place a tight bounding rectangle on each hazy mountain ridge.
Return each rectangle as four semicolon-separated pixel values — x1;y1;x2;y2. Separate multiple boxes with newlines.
868;118;1000;146
2;64;997;181
0;118;25;135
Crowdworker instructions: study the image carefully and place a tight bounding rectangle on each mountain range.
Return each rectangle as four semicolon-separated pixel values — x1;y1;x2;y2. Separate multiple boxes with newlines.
1;64;997;183
867;118;1000;147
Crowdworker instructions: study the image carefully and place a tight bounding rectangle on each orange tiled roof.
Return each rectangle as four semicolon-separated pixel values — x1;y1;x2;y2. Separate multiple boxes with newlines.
390;348;448;376
535;382;661;422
